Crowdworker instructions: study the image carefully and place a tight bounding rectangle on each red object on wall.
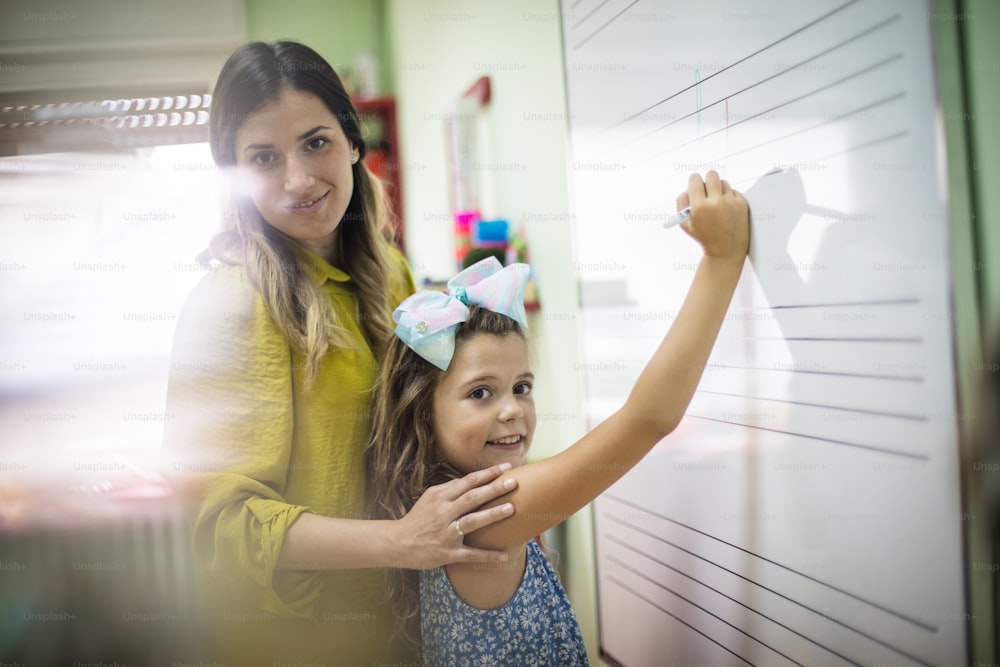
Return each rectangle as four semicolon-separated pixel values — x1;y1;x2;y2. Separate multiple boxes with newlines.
354;97;404;253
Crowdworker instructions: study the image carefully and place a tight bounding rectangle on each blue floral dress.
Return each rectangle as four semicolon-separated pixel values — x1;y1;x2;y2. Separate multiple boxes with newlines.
420;539;589;666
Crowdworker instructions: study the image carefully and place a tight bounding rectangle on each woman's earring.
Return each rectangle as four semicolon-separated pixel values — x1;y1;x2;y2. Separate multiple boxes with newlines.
351;153;359;164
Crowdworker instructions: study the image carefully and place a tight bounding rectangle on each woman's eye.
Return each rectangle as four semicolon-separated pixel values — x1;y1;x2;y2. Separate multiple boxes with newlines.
515;382;533;396
252;152;276;167
306;136;329;151
469;387;492;400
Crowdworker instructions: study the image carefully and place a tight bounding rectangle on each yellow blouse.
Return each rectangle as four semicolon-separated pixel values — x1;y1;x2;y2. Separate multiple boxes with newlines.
161;246;416;664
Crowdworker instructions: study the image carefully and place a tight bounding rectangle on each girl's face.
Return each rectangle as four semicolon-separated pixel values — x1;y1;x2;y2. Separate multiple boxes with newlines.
234;89;358;262
432;333;537;475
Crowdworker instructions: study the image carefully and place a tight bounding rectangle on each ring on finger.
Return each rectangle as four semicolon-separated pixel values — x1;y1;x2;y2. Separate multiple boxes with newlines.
453;518;466;537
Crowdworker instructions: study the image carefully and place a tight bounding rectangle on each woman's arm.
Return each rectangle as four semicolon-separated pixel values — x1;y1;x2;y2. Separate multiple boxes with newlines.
278;468;517;570
467;171;750;552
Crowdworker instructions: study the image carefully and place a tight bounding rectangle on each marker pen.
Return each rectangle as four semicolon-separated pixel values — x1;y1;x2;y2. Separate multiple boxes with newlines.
663;168;785;229
662;206;691;229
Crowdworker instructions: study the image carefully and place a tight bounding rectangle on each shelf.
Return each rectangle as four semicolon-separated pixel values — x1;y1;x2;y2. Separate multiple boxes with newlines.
354;97;404;252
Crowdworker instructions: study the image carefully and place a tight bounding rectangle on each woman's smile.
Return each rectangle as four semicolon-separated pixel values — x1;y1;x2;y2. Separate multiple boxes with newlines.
286;190;330;214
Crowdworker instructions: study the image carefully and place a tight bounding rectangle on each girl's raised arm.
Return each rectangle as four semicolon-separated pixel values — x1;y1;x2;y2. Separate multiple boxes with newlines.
469;171;750;552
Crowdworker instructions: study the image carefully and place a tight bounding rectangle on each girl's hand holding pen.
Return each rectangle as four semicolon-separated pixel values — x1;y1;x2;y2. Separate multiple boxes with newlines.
675;170;750;263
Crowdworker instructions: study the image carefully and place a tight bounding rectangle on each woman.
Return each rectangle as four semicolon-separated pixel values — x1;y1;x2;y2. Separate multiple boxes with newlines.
161;41;516;664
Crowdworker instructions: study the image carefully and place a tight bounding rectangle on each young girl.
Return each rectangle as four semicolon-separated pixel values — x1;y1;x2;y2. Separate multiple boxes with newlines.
368;170;750;665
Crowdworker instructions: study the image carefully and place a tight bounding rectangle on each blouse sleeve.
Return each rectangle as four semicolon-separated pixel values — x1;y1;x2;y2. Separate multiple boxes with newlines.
160;265;320;619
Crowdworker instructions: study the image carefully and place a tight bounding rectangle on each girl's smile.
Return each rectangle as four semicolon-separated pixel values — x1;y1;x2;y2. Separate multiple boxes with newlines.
486;434;527;451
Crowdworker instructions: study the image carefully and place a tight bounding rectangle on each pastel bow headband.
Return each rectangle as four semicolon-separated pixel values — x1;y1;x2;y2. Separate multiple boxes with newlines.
393;257;531;370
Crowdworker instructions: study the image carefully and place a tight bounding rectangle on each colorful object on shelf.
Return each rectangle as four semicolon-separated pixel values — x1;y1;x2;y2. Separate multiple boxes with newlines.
507;226;529;265
453;209;480;268
353;97;404;250
472;219;509;248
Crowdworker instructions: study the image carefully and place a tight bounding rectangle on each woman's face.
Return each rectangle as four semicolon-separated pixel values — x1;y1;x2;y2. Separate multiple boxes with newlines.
234;89;358;262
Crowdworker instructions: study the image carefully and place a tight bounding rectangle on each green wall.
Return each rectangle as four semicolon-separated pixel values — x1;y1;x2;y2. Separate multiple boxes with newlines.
935;0;999;662
963;0;1000;336
962;1;1000;660
244;0;392;95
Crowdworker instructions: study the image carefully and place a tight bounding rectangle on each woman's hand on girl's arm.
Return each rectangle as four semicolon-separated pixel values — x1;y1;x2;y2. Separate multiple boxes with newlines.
391;463;518;569
277;463;517;571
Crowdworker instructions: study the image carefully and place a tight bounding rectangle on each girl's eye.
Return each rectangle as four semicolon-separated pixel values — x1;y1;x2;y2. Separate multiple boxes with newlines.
469;387;492;400
252;152;277;167
514;382;533;396
306;136;329;151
